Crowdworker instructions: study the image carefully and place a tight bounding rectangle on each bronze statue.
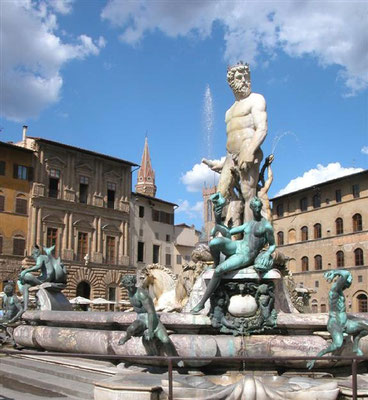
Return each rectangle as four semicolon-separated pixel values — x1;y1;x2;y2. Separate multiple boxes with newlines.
191;195;276;314
1;283;23;324
118;274;180;359
17;245;67;311
307;270;368;369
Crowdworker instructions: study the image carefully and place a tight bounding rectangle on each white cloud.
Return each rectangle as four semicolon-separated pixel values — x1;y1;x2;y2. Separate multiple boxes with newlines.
1;0;105;121
361;146;368;155
176;200;203;220
180;158;224;192
276;162;363;196
101;0;368;94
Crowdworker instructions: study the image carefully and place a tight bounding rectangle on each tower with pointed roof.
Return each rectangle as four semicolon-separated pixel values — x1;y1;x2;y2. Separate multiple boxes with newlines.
135;137;157;197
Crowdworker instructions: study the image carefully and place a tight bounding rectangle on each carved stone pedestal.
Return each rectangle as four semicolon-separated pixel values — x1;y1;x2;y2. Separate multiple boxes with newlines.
206;267;281;335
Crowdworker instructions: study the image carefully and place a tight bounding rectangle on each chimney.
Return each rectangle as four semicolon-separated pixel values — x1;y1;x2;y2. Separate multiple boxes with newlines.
22;125;28;144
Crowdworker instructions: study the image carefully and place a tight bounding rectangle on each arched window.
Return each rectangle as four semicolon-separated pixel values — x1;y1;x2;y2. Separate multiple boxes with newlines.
314;255;322;270
15;194;27;215
277;231;284;246
276;203;284;217
357;294;368;312
311;300;318;313
335;218;343;235
301;256;309;272
314;223;322;239
313;193;321;208
320;304;327;313
336;251;344;267
13;234;25;256
301;226;308;241
288;229;296;244
354;248;364;266
353;214;362;232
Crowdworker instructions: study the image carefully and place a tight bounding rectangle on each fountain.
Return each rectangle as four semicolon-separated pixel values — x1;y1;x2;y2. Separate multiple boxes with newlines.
4;62;368;399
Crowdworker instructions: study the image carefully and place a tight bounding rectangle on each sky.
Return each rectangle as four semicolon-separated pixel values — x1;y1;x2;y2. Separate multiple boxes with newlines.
1;0;367;230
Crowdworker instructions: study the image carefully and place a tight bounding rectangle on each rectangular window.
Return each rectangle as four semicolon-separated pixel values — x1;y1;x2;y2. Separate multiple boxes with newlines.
335;189;342;203
276;203;284;217
139;206;145;218
166;234;170;242
79;176;89;204
77;232;88;261
184;255;191;262
165;253;171;266
358;275;363;283
46;228;58;256
15;197;27;214
107;182;116;209
352;184;360;198
106;236;116;264
13;164;32;180
315;281;319;288
0;161;5;176
300;197;308;211
0;195;4;212
155;232;159;240
153;245;160;264
176;254;182;265
108;286;116;311
13;237;25;256
137;241;144;262
152;209;159;222
48;169;60;198
320;304;327;313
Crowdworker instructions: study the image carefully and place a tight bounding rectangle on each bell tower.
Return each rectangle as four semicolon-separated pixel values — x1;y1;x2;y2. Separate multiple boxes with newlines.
135;137;157;197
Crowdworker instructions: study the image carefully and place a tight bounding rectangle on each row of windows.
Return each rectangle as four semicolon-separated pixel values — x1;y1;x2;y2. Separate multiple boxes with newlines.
139;205;174;226
277;214;363;245
299;248;364;272
137;241;184;265
0;193;28;214
47;169;120;209
310;293;367;313
275;184;361;217
0;162;34;181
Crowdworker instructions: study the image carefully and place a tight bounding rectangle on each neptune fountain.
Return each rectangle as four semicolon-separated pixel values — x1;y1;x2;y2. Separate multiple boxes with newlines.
3;62;368;400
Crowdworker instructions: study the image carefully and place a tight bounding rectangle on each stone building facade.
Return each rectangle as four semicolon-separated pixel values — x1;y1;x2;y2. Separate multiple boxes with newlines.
271;170;368;313
0;140;35;289
15;135;137;307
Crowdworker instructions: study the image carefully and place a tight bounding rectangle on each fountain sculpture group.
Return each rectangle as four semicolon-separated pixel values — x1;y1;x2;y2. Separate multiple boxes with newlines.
1;62;368;399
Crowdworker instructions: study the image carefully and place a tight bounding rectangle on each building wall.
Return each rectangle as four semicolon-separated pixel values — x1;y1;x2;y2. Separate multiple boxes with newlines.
173;224;200;271
11;137;135;307
131;193;177;272
272;171;368;313
0;142;34;289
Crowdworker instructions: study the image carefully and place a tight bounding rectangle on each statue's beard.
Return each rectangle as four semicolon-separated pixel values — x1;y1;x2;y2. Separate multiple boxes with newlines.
232;81;251;98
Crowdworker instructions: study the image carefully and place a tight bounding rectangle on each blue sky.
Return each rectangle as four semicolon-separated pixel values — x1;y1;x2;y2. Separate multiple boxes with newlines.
1;0;367;230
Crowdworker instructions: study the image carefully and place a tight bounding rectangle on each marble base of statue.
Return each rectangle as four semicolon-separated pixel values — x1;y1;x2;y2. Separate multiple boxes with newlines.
30;283;72;311
205;267;281;335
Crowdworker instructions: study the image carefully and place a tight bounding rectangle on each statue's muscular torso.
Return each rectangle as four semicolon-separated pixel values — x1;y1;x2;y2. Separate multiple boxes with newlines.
225;93;265;156
236;219;269;259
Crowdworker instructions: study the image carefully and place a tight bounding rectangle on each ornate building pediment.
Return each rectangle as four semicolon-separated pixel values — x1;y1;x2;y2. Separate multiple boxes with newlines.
76;163;94;176
42;214;64;227
45;156;67;171
103;170;120;181
102;223;120;234
73;219;94;232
